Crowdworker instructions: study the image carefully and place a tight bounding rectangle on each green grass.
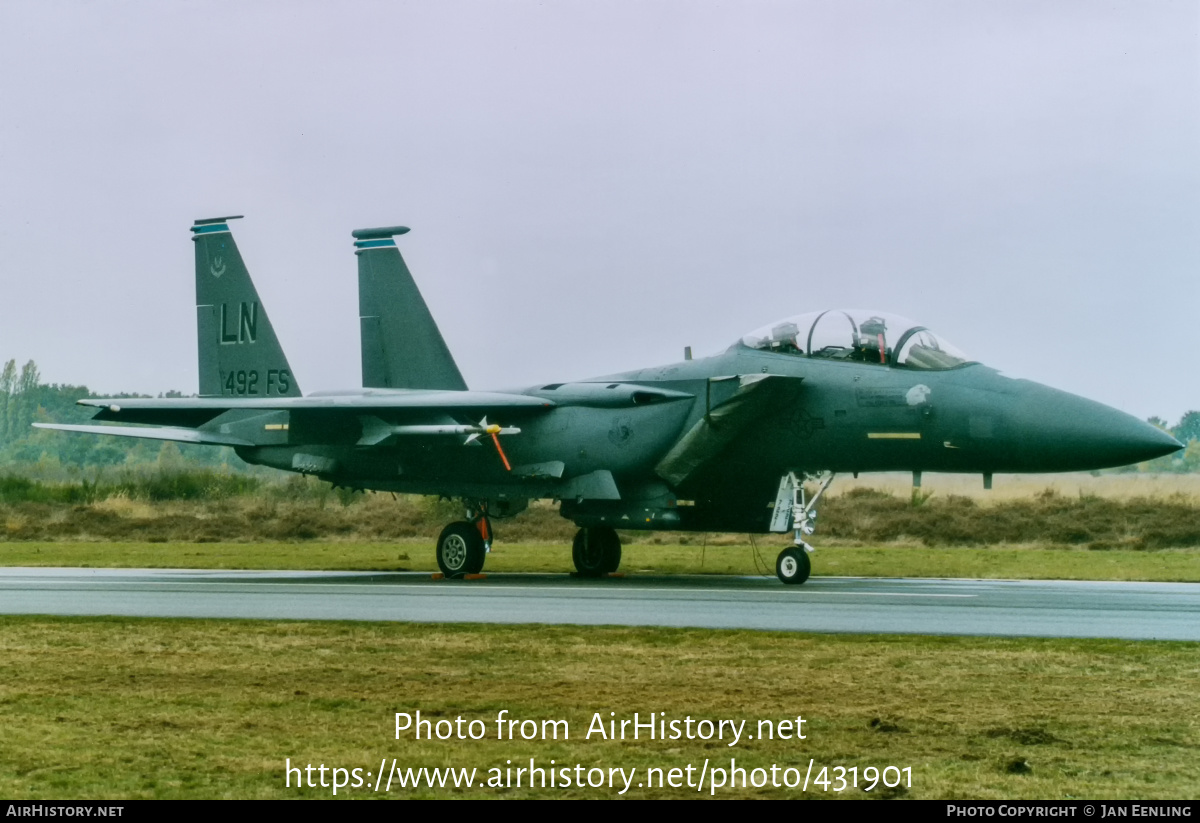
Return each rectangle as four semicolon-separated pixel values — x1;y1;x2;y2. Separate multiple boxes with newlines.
3;475;1197;800
4;540;1200;582
0;617;1196;799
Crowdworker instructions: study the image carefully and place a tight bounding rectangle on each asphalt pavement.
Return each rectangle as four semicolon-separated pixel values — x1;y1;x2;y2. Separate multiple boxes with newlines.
2;568;1198;640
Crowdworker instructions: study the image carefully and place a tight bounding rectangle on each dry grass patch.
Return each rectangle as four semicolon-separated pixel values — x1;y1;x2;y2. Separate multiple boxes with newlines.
2;474;1199;550
4;489;1199;550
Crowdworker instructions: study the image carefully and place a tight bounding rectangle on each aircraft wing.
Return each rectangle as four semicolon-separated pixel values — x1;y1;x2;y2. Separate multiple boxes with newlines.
78;391;555;427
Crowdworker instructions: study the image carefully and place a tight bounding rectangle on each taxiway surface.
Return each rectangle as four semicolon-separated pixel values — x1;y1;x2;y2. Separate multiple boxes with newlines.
2;568;1198;640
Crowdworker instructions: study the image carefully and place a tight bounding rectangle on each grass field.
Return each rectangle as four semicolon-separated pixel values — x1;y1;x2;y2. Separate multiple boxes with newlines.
1;617;1197;800
2;473;1197;800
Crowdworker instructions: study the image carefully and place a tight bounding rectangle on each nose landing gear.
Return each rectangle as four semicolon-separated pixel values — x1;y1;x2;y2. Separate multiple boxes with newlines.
771;472;835;585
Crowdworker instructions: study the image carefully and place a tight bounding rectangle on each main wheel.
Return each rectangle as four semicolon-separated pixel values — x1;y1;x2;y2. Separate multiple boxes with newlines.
437;521;485;577
776;546;811;585
572;526;621;576
598;527;622;574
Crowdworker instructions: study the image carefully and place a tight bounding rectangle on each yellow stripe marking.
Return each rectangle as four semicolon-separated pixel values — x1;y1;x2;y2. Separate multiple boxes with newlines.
867;432;921;440
264;423;289;431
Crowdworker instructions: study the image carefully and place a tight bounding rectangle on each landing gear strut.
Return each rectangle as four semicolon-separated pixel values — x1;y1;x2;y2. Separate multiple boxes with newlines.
436;503;493;577
572;526;622;577
773;472;835;585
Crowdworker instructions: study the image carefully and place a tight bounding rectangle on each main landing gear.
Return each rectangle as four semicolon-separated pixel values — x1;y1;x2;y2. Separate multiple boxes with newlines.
434;501;624;580
572;526;622;577
436;503;493;577
773;472;836;585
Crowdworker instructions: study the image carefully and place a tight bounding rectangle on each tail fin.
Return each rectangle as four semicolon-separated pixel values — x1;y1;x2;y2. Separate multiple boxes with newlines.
353;226;468;391
191;216;301;397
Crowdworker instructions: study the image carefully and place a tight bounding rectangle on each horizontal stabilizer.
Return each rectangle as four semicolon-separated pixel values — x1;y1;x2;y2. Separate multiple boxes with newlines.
33;423;253;448
655;374;805;487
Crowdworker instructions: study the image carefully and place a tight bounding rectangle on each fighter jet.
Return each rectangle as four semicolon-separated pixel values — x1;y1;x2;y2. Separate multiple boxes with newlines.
38;217;1182;584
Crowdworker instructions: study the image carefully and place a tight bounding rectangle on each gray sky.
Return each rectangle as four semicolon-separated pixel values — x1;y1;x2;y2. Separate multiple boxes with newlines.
1;1;1196;421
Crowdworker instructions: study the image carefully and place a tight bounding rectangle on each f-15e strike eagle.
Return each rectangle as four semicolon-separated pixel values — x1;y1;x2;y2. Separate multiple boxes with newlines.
39;217;1182;583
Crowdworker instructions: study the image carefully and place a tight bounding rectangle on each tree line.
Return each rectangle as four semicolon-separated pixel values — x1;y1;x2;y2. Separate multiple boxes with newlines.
0;358;233;474
0;360;45;444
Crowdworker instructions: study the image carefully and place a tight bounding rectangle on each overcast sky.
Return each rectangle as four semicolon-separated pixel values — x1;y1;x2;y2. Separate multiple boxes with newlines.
1;1;1196;421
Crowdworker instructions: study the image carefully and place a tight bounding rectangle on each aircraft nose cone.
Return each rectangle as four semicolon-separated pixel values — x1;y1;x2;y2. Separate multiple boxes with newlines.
1012;384;1183;471
1090;416;1184;466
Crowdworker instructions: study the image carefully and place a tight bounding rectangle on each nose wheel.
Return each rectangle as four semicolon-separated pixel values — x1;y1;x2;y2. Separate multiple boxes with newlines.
775;546;811;585
572;526;622;577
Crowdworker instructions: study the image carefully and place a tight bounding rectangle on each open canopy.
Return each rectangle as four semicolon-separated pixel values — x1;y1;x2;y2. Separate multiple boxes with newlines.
740;310;971;370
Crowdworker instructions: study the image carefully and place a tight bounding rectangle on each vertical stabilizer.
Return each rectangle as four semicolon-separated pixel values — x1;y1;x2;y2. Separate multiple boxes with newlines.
192;217;301;397
353;226;468;391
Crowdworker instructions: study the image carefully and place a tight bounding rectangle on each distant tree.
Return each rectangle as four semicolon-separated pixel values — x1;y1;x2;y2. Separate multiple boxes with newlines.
0;359;14;442
156;441;185;470
1174;411;1200;445
1183;440;1200;472
13;360;40;436
17;360;40;393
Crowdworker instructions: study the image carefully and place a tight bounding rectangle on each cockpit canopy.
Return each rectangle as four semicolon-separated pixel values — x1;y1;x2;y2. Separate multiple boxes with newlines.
740;310;971;371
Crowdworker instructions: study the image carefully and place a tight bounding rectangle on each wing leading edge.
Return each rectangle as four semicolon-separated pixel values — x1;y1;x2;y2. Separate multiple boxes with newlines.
62;391;556;439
